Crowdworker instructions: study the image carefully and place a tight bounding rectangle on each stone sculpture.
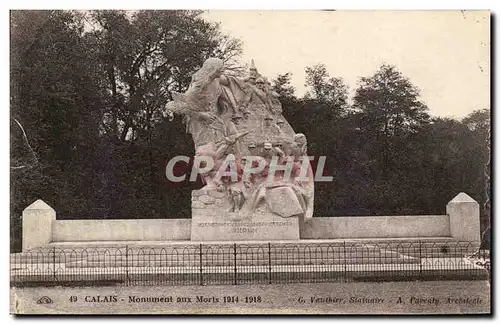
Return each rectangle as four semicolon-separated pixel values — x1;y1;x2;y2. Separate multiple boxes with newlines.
167;58;314;240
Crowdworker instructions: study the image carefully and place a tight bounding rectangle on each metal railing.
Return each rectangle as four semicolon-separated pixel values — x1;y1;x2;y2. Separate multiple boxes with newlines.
10;241;489;287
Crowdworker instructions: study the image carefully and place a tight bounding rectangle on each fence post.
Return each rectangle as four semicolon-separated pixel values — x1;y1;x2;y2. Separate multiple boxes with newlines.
125;245;129;286
343;241;347;279
52;246;56;281
418;240;423;277
233;243;237;285
268;242;272;284
199;243;203;286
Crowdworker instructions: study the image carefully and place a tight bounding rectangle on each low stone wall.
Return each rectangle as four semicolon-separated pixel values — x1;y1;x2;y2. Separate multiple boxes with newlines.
51;215;449;243
300;215;450;239
52;219;191;242
21;192;481;251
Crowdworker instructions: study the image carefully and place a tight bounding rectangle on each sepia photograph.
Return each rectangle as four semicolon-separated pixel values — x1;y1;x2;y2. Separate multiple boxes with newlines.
8;9;491;315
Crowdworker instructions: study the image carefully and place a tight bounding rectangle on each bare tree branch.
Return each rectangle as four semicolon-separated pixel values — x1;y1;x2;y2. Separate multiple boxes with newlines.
11;118;39;170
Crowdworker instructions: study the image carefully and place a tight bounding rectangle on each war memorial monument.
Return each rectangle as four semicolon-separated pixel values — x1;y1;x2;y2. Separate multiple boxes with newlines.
11;58;490;315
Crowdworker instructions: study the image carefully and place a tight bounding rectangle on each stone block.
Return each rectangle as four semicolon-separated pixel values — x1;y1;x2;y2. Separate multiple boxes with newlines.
208;190;227;199
22;200;55;251
446;192;481;242
267;186;304;218
192;190;206;197
199;195;216;205
192;201;205;209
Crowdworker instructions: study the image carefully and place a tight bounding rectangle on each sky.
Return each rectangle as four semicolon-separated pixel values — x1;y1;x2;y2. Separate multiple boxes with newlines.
203;10;490;118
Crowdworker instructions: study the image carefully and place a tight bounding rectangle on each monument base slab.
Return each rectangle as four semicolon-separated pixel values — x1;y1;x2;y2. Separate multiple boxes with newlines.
190;188;300;241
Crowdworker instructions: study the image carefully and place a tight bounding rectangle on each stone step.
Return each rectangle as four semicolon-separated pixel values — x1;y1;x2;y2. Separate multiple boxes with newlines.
12;256;418;268
14;239;475;268
10;253;86;264
60;257;418;268
16;246;471;261
11;262;489;286
11;248;421;268
18;245;381;255
27;242;467;251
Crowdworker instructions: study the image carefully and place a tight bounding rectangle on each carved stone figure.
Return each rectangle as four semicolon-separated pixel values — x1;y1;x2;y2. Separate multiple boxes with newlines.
276;119;285;129
292;133;308;157
229;186;245;212
168;58;314;224
239;77;275;116
166;58;247;151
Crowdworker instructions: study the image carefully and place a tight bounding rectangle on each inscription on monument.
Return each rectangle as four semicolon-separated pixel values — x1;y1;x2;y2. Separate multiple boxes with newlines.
197;221;294;235
191;216;300;241
197;221;293;227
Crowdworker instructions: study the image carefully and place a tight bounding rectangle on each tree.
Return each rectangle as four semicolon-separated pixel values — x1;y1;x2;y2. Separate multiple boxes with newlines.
353;64;430;137
10;10;108;250
345;65;431;214
462;109;490;247
304;64;349;115
272;73;296;99
87;10;243;142
11;10;105;166
270;72;300;119
462;108;490;135
352;64;430;177
84;10;244;220
9;10;244;251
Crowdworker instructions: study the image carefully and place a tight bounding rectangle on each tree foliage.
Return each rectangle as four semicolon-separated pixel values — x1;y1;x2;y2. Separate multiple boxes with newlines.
87;10;243;141
271;64;490;242
304;63;349;115
10;10;243;251
353;64;430;137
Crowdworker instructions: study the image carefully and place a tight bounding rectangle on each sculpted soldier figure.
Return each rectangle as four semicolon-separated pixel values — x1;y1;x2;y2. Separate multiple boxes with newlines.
167;57;314;220
292;133;308;156
166;58;247;152
166;58;227;150
276;119;285;130
240;77;275;115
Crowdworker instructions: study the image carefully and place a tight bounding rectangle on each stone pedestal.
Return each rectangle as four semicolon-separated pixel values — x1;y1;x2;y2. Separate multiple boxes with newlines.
190;188;300;241
446;192;481;242
22;199;55;251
